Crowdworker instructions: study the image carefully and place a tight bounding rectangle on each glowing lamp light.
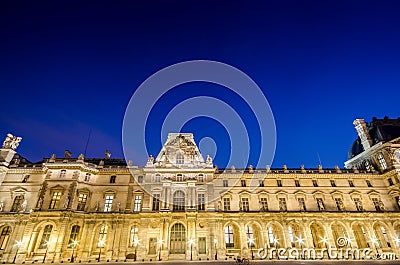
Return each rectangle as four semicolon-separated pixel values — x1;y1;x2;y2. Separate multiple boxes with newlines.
394;236;400;245
15;240;23;248
188;238;195;246
248;238;254;245
320;237;329;245
296;236;305;246
158;239;163;246
273;238;279;245
133;238;140;246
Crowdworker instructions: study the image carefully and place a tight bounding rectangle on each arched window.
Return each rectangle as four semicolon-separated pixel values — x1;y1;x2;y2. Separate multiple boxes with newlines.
170;223;186;254
97;225;108;248
225;225;234;248
246;226;254;247
173;190;185;211
176;153;184;164
68;225;80;248
310;223;325;248
353;224;369;248
11;195;24;212
0;226;11;250
39;225;53;249
332;223;348;248
130;226;138;247
268;226;275;247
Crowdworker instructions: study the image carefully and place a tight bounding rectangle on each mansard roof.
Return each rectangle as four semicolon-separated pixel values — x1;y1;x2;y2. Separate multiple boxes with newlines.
348;116;400;159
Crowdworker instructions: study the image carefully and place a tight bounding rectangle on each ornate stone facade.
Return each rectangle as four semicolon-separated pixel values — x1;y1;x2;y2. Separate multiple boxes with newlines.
0;118;400;262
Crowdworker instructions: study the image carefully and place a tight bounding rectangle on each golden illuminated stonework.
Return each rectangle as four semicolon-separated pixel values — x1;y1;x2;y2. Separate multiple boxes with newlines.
0;117;400;262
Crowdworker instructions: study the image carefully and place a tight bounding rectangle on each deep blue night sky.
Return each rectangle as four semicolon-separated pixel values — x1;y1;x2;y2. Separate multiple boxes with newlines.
1;1;399;168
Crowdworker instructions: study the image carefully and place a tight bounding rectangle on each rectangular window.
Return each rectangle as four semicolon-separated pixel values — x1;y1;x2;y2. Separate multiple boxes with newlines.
152;194;160;211
198;237;206;254
388;178;394;186
279;198;287;211
198;175;204;182
198;194;205;211
148;238;157;255
330;179;336;187
225;226;234;248
155;175;161;182
0;227;11;250
335;198;344;211
11;195;24;212
223;198;230;211
241;180;246;187
312;179;318;187
241;198;249;211
60;170;66;178
366;180;373;187
104;195;114;212
138;176;143;183
39;225;53;249
110;175;116;183
84;173;91;182
49;191;62;209
354;198;363;211
295;180;300;187
372;198;381;211
223;180;228;187
133;195;142;212
260;198;268;211
378;153;387;170
316;198;325;211
277;179;282;187
298;198;306;211
348;180;355;187
176;174;183;182
68;225;80;248
77;193;88;211
259;180;264;187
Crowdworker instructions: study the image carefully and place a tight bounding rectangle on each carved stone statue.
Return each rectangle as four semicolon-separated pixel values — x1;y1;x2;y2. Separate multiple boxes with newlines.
64;197;70;209
21;199;27;212
37;198;43;209
2;133;22;150
77;153;85;161
379;201;385;211
64;150;72;159
95;201;100;212
0;201;4;212
206;155;213;165
283;165;288;170
148;155;154;163
116;202;121;212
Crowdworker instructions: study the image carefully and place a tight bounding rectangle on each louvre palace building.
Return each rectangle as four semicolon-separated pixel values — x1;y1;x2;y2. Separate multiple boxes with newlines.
0;117;400;263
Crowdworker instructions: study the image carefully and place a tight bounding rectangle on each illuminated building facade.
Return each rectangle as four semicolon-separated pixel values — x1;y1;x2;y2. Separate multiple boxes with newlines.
0;117;400;262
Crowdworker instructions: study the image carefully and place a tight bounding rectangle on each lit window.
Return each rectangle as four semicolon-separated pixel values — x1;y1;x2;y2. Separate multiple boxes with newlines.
77;193;88;211
288;226;295;247
225;226;234;248
110;175;116;184
0;226;11;250
133;195;142;212
39;225;53;249
97;225;107;247
246;226;255;247
381;227;391;247
68;225;80;248
49;191;62;209
104;195;114;212
268;226;275;247
378;154;387;170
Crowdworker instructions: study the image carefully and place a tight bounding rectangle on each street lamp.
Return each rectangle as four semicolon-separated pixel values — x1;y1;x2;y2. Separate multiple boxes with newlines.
213;238;217;260
370;237;379;255
248;238;254;260
188;238;195;261
42;241;50;263
97;239;105;262
157;239;163;261
13;240;23;264
70;240;78;263
133;239;140;262
320;237;330;259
